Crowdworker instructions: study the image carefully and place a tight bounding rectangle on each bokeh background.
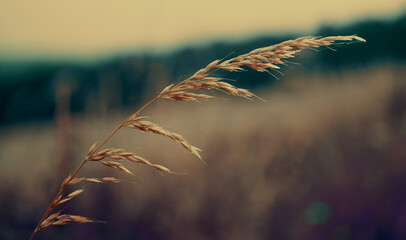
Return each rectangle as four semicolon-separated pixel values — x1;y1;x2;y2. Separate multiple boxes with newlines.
1;1;406;239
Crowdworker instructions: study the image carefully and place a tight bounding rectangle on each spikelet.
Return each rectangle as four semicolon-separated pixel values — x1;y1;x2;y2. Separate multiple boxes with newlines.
124;119;202;159
61;175;72;187
100;161;133;175
163;91;214;102
37;212;61;231
67;177;121;185
86;142;98;159
101;177;121;183
52;189;85;207
68;177;85;185
90;148;174;174
37;213;94;231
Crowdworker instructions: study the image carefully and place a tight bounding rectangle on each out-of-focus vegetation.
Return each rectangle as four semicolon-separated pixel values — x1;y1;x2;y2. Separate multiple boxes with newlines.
1;11;405;240
0;13;405;125
0;65;405;239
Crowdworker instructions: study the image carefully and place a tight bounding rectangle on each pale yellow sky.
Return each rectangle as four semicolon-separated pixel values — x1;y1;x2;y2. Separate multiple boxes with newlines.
0;0;405;59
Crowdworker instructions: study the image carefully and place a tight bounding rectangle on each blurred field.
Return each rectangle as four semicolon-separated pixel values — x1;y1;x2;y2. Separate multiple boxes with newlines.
0;64;405;240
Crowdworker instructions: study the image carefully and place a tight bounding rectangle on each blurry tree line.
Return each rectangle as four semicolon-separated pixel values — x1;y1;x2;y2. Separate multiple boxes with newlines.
0;12;405;125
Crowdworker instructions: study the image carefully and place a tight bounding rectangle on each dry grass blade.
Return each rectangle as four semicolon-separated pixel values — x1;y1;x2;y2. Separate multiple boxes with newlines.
30;35;365;239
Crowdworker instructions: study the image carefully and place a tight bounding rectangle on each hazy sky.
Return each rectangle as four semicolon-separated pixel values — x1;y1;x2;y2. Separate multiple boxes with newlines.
0;0;405;59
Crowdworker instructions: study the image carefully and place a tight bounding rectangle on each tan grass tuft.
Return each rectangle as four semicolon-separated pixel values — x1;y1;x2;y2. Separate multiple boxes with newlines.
30;35;365;239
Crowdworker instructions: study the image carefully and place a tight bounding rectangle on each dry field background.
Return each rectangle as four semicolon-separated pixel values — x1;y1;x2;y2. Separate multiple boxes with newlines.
0;64;405;239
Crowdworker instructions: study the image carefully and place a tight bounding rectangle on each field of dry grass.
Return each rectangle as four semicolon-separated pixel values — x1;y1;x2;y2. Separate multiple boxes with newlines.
0;64;405;239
